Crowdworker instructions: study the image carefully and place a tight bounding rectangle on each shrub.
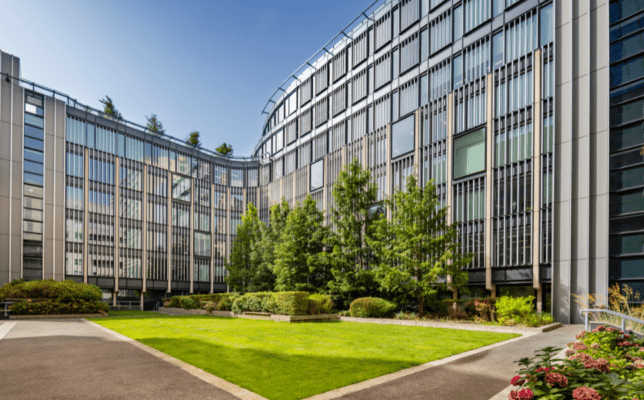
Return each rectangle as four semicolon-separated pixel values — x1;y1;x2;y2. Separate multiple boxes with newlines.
163;293;240;311
349;297;397;318
10;299;109;315
0;279;102;301
308;294;334;314
272;292;310;315
231;292;275;314
216;293;238;311
496;295;534;324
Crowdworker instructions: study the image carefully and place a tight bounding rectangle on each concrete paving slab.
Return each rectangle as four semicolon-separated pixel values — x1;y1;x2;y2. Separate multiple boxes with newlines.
0;319;242;400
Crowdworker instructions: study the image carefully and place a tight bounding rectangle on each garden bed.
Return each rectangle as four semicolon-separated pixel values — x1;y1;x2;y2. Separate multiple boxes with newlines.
340;316;561;335
158;306;339;323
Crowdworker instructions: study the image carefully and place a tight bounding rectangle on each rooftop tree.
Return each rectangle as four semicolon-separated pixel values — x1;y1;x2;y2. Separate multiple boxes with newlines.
99;96;121;119
186;131;201;147
146;114;165;135
216;142;233;156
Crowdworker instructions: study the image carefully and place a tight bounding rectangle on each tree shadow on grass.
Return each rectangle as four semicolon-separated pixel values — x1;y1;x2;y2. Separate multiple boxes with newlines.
139;337;422;400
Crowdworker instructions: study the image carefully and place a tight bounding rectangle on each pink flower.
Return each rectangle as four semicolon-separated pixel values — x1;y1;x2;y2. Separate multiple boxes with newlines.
570;353;593;363
545;372;569;388
565;349;576;356
606;327;617;333
572;343;588;351
624;334;631;339
591;343;600;349
511;375;526;386
509;388;534;400
592;326;606;332
635;362;644;369
572;386;602;400
640;347;644;352
584;358;610;372
576;331;587;339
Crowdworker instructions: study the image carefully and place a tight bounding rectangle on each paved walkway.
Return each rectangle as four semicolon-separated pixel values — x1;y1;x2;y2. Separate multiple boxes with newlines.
322;324;581;400
0;319;240;400
0;318;583;400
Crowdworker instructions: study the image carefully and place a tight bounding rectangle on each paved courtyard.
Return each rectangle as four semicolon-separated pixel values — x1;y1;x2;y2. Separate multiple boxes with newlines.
0;319;582;400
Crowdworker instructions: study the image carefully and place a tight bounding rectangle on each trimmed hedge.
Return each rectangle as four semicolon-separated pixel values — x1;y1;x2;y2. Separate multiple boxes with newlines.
10;299;109;315
231;292;310;315
308;294;334;314
349;297;397;318
0;279;102;301
164;293;239;311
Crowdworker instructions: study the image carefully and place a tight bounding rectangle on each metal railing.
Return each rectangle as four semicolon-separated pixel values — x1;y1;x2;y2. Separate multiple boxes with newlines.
580;308;644;334
102;300;142;310
0;302;13;318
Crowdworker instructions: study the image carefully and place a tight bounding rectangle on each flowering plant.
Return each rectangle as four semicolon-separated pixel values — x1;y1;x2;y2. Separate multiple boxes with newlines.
509;335;644;400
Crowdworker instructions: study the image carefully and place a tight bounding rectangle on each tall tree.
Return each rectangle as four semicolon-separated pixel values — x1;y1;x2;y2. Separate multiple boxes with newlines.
216;142;233;156
273;195;331;293
325;158;381;306
99;96;121;119
146;114;165;134
370;174;472;315
186;131;201;147
250;198;290;290
225;203;262;293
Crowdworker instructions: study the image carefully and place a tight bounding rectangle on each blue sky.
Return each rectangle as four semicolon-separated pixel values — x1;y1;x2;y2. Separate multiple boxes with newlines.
2;0;371;156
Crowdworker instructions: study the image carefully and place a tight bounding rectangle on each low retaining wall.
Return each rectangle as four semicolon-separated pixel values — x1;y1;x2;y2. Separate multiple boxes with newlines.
10;314;105;320
158;307;339;323
339;316;561;335
589;321;643;338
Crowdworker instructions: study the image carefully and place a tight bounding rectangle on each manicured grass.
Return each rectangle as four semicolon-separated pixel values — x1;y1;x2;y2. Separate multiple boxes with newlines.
106;310;165;318
91;315;518;400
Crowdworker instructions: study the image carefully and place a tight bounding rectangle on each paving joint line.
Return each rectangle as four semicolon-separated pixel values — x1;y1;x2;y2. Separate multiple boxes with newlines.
83;319;267;400
303;331;537;400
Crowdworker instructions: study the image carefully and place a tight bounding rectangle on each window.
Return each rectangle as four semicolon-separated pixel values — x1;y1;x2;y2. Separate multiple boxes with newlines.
96;126;116;155
493;0;504;17
194;232;212;257
391;114;415;158
453;54;463;89
310;160;324;192
89;159;114;185
454;5;463;40
400;33;419;73
375;53;392;89
66;186;83;210
67;117;86;146
121;167;141;190
453;128;486;179
66;152;84;178
430;10;451;54
540;3;554;46
493;31;504;69
465;0;490;32
172;175;191;202
421;29;429;61
505;10;538;62
420;74;428;106
400;79;419;116
231;169;243;187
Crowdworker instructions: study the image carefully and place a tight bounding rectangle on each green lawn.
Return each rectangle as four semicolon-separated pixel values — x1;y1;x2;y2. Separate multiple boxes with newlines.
106;310;165;318
91;315;518;400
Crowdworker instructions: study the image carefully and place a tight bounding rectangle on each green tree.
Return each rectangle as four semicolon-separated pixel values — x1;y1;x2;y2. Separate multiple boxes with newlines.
99;96;121;119
326;158;381;306
146;114;165;134
273;195;331;292
225;203;262;293
250;198;290;290
186;131;201;147
370;174;472;315
216;142;233;156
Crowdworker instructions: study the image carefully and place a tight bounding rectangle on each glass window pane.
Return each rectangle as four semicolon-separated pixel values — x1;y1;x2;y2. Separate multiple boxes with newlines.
610;11;644;42
24;209;43;222
391;114;415;158
540;4;554;46
24;125;44;140
493;31;504;69
454;6;463;40
24;197;43;210
24;114;44;129
610;121;644;152
24;160;43;175
454;128;486;179
25;137;44;152
453;54;463;89
24;172;43;186
610;166;644;191
310;160;324;191
611;30;644;63
610;233;644;256
493;0;504;17
25;184;43;199
611;54;644;88
24;148;43;163
610;190;644;215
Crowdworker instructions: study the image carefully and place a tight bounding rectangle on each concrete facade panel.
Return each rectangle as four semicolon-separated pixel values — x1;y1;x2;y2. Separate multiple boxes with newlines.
55;137;65;172
45;96;55;134
55;100;65;139
553;260;572;323
572;76;590;140
11;125;22;164
44;238;53;279
571;258;590;323
12;85;23;124
11;233;22;278
0;196;9;235
571;197;589;261
44;203;54;240
54;239;64;281
0;159;10;197
0;121;10;161
55;171;65;207
0;81;11;124
590;194;608;259
0;233;8;286
11;160;22;200
556;0;571;28
573;14;590;79
556;24;571;86
555;83;571;144
591;5;609;72
572;136;589;200
590;258;609;303
555;142;571;202
591;0;607;10
554;201;571;262
590;68;609;134
574;0;590;19
11;197;21;235
590;131;609;197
